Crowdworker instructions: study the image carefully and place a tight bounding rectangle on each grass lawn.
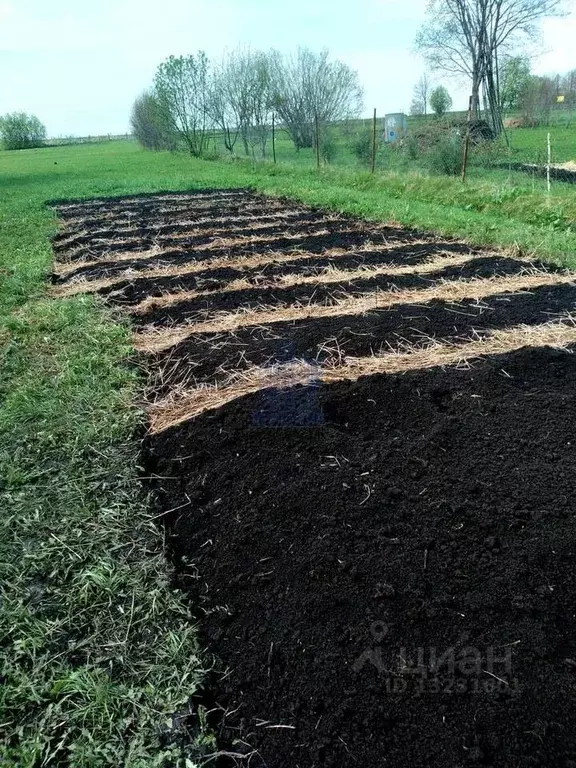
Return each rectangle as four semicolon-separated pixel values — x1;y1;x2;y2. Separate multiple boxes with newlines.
2;138;576;766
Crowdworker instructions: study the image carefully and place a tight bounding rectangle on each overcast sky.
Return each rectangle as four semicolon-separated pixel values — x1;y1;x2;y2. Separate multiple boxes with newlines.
0;0;574;137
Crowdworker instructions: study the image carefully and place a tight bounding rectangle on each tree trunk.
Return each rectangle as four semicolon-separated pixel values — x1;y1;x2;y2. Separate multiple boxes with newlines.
471;72;481;119
485;68;503;137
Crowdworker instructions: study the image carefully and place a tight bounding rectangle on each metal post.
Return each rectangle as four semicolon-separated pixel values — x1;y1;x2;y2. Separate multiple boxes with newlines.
371;108;377;174
315;113;321;170
547;132;551;195
461;95;473;183
272;114;276;164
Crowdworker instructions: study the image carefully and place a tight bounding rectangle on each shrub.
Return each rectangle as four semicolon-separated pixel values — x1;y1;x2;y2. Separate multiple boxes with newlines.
401;121;463;175
0;112;46;150
130;91;178;151
350;130;377;166
427;132;462;175
320;131;338;164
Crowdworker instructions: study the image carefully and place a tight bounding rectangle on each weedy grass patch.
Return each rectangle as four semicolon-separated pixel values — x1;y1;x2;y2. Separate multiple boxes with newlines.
0;145;231;767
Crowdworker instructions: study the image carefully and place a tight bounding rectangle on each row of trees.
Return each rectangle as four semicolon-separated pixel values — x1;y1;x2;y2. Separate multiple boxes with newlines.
411;58;574;126
132;47;363;157
500;59;576;121
415;0;564;136
0;112;46;150
410;76;454;117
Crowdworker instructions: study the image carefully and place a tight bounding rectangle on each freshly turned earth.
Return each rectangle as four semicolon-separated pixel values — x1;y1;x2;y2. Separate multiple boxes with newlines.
147;347;576;768
52;190;576;767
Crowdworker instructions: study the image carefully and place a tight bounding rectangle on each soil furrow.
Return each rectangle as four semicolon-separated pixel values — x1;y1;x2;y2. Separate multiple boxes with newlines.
144;281;576;394
135;272;576;353
56;224;371;262
131;256;532;323
147;315;576;432
53;215;346;257
53;238;462;286
53;209;313;247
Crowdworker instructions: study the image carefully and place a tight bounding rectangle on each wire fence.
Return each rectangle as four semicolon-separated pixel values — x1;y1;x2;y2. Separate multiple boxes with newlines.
56;108;574;197
45;133;135;147
208;103;576;195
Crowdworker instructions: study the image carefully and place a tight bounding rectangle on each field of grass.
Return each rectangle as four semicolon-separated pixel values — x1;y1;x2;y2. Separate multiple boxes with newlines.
2;137;576;766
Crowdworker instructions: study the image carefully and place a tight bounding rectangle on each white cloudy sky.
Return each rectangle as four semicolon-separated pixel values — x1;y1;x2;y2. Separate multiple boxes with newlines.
0;0;574;137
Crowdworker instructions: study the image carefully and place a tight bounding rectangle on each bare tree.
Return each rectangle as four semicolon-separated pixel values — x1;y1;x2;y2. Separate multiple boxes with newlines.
413;74;431;115
410;99;425;116
269;48;363;150
560;69;576;108
416;0;563;134
154;53;211;157
520;74;559;124
210;48;272;157
245;52;273;158
209;61;240;153
217;48;256;156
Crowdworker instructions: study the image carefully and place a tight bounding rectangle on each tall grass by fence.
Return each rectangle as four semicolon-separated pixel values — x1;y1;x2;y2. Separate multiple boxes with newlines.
43;106;575;198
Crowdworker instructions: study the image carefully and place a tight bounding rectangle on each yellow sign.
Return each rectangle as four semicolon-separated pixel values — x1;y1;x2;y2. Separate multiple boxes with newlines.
557;95;566;103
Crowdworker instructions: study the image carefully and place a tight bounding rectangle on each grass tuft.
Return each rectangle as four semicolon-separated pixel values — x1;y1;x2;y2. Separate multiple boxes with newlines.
0;296;212;766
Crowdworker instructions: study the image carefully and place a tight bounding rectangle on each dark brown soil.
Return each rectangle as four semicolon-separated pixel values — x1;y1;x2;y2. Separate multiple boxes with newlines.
51;209;311;246
54;215;356;261
146;345;576;768
146;281;576;395
52;190;576;768
134;255;533;328
56;240;478;287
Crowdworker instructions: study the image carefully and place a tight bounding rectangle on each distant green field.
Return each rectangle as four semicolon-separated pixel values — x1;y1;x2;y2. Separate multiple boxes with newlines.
509;125;576;163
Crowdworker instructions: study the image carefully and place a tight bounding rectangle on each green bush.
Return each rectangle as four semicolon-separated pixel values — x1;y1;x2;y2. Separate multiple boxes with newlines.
320;131;338;164
430;86;453;118
0;112;46;150
427;133;462;175
350;130;375;166
130;91;178;151
401;121;463;175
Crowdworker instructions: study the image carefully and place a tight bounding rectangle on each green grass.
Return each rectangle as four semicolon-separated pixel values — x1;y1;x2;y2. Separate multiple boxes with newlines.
0;145;239;767
508;124;576;163
228;109;576;167
2;137;576;766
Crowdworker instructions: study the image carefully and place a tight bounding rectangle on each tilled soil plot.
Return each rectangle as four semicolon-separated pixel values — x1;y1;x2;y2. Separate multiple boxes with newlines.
52;190;576;768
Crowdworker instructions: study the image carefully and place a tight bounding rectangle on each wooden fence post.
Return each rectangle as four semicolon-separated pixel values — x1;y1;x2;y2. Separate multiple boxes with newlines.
315;113;321;170
461;95;473;183
371;108;377;174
